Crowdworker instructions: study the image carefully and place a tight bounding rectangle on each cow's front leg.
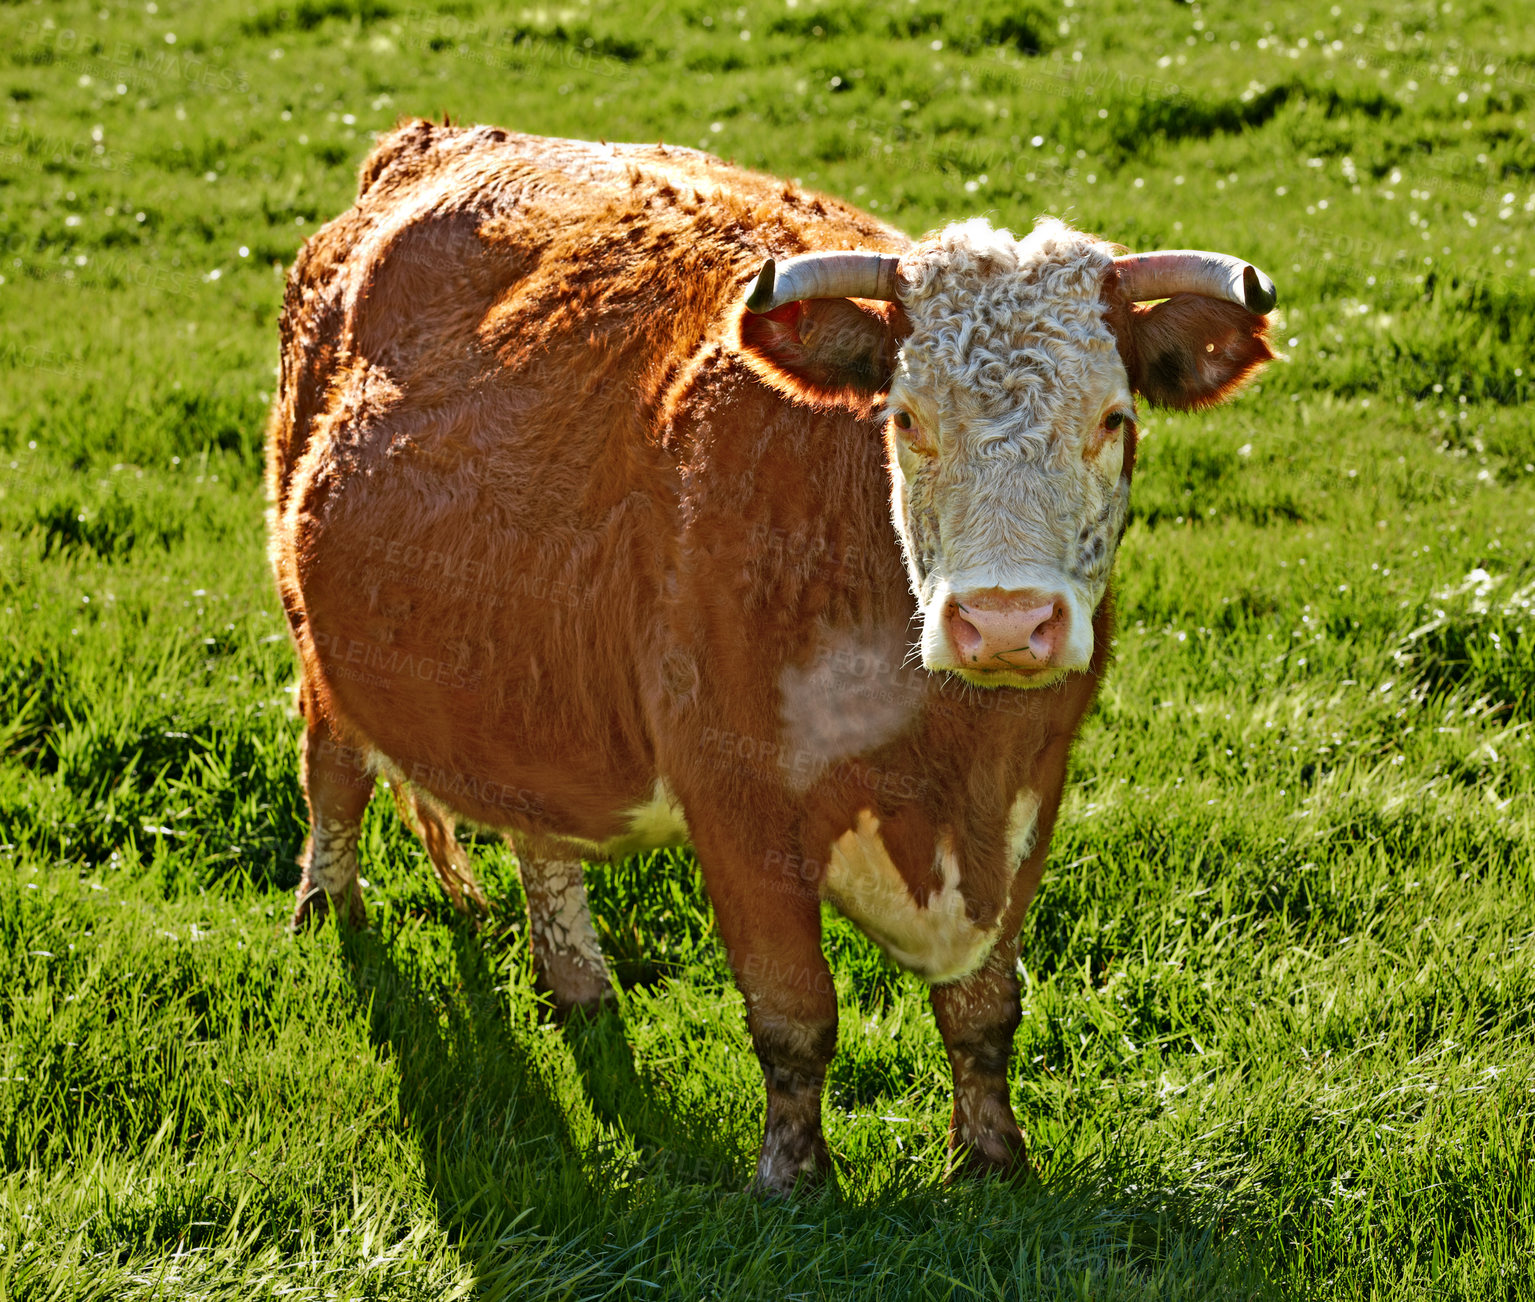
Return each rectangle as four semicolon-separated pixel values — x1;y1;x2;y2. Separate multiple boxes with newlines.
749;972;837;1196
930;940;1028;1180
694;827;837;1195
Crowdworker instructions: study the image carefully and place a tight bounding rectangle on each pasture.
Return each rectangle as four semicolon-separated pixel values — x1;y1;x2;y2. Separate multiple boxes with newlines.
2;0;1534;1296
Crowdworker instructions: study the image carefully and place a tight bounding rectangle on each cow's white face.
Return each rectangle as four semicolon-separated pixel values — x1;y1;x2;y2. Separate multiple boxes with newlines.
886;219;1134;689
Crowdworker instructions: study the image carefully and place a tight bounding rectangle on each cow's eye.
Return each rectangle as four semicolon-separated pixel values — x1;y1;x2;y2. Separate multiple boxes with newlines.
1103;411;1125;431
892;410;914;431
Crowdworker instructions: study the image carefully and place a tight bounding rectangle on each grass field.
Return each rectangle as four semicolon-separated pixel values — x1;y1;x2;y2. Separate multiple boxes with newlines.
3;0;1535;1296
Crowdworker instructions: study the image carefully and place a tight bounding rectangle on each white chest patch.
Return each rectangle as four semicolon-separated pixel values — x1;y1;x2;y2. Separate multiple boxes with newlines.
778;624;920;794
594;779;691;860
821;810;996;984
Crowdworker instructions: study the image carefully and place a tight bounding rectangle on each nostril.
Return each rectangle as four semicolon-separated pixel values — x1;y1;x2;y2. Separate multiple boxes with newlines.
946;602;985;663
1028;604;1067;661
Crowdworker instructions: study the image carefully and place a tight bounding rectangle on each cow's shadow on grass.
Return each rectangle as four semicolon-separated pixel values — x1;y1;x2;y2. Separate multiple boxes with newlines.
338;920;1284;1297
339;922;582;1233
337;918;744;1243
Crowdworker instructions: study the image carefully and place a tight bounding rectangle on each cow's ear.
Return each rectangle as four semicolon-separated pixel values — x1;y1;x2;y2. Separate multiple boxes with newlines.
736;297;905;405
1108;293;1274;411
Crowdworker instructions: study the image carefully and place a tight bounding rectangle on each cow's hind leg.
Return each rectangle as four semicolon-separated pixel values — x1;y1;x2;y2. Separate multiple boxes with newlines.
291;710;374;931
509;831;613;1016
391;782;488;916
930;940;1029;1180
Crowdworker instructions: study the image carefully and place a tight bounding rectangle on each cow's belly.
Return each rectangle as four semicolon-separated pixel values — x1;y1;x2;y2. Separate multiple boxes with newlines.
298;534;672;840
821;801;1038;984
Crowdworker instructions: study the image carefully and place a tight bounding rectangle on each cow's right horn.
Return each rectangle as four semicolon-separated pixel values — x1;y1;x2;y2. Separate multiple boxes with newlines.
1113;250;1278;314
746;251;902;314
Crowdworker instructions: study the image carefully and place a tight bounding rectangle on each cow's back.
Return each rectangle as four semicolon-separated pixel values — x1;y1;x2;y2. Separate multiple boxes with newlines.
269;121;905;503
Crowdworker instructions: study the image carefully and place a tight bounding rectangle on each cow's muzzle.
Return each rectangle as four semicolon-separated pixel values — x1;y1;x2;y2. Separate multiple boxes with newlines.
929;586;1088;687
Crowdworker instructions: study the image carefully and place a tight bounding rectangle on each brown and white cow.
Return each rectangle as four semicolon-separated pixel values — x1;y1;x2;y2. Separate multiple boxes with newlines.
268;119;1274;1194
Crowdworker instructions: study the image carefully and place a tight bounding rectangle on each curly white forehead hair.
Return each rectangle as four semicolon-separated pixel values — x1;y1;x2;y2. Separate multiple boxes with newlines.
893;217;1124;450
883;216;1136;685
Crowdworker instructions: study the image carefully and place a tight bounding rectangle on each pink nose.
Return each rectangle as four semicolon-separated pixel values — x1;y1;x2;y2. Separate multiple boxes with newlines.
945;590;1069;672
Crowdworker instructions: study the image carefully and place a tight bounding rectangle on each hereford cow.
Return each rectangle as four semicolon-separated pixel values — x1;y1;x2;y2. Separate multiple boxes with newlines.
268;119;1274;1194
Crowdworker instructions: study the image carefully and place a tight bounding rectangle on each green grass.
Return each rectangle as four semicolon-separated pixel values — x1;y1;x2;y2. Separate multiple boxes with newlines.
3;0;1535;1296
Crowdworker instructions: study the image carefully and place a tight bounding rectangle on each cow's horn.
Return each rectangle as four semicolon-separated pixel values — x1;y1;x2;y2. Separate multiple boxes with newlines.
745;251;902;313
1113;250;1278;314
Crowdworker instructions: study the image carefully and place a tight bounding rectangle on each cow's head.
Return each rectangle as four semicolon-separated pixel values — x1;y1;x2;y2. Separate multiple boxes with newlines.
738;217;1275;689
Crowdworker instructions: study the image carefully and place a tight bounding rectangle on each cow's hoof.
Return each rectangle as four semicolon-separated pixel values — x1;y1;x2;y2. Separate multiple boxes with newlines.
748;1164;837;1199
943;1130;1033;1184
533;953;614;1020
545;983;617;1024
290;886;330;932
290;884;365;933
751;1131;836;1198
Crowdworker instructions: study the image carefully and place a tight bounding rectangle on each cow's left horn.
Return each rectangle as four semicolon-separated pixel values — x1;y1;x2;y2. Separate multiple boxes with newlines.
1113;250;1277;314
745;251;902;314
